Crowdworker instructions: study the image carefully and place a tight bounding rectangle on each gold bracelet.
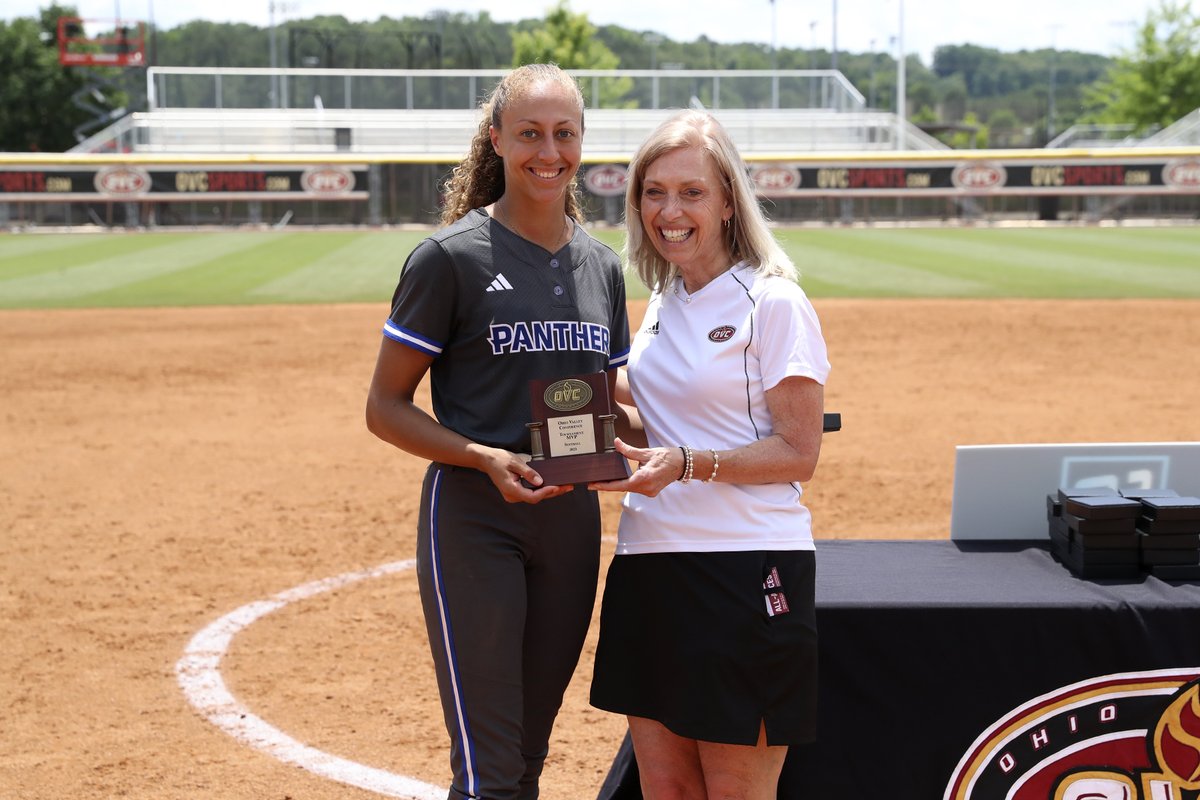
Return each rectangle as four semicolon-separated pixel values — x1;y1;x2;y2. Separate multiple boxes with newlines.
703;449;719;482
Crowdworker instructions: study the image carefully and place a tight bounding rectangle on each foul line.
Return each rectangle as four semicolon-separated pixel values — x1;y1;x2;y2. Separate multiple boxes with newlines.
174;559;446;800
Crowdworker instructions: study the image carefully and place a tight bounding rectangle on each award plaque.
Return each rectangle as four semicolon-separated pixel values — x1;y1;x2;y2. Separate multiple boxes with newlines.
526;372;631;486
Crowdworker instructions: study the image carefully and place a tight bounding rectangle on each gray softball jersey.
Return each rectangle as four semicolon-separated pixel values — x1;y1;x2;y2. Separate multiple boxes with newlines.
383;208;630;800
384;208;631;452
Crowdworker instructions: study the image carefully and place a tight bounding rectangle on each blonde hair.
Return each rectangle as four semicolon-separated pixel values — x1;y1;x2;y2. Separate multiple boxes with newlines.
624;110;797;293
440;63;586;227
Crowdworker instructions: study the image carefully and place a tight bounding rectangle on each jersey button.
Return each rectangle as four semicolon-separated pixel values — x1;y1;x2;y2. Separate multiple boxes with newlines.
553;285;565;296
550;258;560;268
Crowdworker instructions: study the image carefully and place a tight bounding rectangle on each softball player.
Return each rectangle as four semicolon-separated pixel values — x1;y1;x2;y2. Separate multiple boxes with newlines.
366;64;630;800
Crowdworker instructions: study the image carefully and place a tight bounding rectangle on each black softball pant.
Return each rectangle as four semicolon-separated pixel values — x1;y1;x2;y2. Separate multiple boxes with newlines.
416;463;601;800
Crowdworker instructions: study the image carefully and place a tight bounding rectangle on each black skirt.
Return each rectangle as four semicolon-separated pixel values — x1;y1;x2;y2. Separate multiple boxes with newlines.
589;549;818;746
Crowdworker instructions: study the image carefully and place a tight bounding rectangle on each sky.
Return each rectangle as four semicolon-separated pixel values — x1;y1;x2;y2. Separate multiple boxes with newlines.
3;0;1167;65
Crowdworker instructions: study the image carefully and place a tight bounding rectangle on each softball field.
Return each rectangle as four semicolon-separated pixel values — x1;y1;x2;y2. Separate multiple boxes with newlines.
2;293;1198;799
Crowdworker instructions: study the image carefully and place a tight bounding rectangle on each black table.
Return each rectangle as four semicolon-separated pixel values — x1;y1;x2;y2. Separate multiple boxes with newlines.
597;540;1200;800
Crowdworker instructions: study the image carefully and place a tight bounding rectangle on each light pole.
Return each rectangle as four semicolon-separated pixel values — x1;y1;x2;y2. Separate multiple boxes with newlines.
769;0;777;69
809;20;818;108
645;33;663;109
869;38;876;108
645;32;662;70
268;1;298;108
269;2;277;107
147;0;156;67
769;0;778;108
1047;23;1063;143
269;1;280;108
896;0;906;149
831;0;838;72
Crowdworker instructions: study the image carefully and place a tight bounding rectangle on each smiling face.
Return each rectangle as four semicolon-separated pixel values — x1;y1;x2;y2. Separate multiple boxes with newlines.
639;145;734;282
489;80;583;209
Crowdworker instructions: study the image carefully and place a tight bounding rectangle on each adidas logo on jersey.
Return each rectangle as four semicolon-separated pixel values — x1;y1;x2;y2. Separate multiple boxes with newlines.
486;273;514;292
644;321;660;335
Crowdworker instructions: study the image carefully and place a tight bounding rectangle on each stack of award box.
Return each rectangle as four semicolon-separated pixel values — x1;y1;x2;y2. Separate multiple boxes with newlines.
1046;488;1142;579
1129;490;1200;581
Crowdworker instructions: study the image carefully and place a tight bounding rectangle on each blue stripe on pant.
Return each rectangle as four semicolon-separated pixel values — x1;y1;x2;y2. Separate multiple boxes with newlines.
428;467;481;796
417;463;601;800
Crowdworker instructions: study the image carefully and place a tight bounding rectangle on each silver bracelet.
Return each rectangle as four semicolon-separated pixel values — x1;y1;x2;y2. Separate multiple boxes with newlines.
703;449;719;483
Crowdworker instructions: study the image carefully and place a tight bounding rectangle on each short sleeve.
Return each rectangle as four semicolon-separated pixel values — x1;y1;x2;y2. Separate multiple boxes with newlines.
382;238;457;358
607;256;631;369
755;281;830;391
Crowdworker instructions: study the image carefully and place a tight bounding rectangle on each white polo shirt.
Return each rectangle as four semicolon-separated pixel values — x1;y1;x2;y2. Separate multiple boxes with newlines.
618;262;830;554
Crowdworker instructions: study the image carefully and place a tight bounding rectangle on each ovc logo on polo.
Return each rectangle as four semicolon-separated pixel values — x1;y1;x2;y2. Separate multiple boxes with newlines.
708;325;736;343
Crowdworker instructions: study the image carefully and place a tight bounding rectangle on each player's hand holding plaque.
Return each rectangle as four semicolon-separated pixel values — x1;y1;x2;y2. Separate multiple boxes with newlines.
526;372;631;486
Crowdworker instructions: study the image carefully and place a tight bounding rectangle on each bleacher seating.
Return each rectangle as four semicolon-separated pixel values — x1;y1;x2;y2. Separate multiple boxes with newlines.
71;67;948;157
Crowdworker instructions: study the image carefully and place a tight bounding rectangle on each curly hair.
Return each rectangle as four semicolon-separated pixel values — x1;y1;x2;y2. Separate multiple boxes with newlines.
440;63;586;227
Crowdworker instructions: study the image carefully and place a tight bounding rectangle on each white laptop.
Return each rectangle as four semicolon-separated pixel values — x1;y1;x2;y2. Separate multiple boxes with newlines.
949;442;1200;541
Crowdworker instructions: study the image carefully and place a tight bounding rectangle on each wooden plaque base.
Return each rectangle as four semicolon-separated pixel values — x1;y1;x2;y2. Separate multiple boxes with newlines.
527;372;630;487
528;450;631;486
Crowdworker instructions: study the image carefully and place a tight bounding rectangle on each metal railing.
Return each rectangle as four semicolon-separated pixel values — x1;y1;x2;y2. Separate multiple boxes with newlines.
1143;109;1200;147
146;67;867;113
1047;123;1144;149
73;107;945;157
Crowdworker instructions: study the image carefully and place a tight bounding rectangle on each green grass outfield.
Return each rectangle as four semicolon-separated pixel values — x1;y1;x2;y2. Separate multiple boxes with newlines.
1;225;1198;309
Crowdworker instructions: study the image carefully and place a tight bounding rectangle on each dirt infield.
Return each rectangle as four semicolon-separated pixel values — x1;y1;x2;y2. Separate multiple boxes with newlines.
2;298;1197;799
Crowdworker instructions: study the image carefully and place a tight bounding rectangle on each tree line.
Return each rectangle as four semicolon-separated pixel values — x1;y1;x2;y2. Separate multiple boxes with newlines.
2;0;1197;152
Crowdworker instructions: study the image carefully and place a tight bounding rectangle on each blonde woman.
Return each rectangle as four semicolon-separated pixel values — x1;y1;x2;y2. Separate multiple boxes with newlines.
591;110;830;800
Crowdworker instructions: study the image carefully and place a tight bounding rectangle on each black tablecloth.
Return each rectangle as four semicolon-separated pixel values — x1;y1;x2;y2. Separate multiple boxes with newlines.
597;540;1200;800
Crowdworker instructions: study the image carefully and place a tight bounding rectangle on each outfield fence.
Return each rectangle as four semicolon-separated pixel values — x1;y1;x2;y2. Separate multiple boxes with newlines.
2;148;1198;229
